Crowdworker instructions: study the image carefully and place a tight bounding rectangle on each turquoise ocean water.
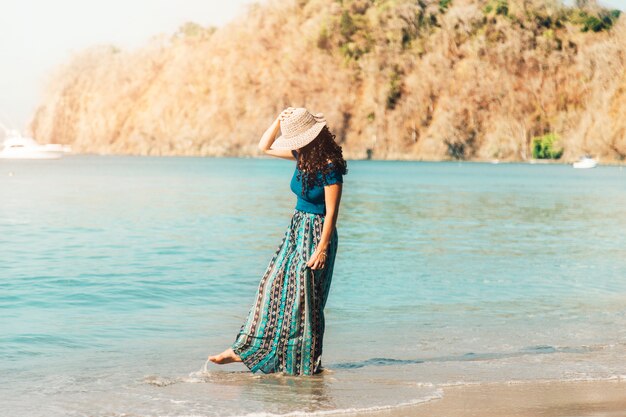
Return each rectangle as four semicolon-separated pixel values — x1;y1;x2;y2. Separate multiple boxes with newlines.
1;156;626;416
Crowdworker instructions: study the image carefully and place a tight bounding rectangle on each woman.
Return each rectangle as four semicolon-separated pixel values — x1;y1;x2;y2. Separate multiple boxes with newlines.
207;107;347;376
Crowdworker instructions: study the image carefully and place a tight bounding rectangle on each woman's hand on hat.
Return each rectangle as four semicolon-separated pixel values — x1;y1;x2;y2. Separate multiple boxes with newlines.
278;107;295;122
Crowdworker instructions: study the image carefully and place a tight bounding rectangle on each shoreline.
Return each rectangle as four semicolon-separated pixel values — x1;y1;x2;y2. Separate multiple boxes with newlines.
349;378;626;417
15;152;626;166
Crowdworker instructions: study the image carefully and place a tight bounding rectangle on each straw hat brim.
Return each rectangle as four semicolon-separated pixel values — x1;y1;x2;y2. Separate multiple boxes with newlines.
270;116;327;151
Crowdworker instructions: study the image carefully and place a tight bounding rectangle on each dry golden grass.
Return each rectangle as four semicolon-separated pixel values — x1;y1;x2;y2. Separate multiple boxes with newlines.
28;0;626;162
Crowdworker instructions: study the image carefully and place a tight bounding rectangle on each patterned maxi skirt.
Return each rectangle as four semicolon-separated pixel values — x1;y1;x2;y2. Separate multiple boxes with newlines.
231;209;339;376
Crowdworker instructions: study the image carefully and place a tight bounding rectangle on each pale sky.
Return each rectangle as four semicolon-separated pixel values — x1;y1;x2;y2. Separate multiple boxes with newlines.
0;0;255;131
0;0;624;132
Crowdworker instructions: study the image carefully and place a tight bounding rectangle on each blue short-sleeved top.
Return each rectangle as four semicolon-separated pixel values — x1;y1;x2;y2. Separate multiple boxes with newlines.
290;150;343;215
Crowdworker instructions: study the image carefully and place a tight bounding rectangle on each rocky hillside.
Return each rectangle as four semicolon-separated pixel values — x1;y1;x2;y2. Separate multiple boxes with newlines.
29;0;625;162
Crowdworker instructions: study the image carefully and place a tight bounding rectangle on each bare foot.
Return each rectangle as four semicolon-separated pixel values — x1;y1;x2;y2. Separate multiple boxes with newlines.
208;348;242;364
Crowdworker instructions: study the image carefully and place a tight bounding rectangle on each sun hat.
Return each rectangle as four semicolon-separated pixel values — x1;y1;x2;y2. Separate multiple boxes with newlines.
270;107;327;150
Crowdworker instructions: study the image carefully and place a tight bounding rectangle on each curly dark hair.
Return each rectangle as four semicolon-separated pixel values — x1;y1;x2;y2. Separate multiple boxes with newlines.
296;125;348;195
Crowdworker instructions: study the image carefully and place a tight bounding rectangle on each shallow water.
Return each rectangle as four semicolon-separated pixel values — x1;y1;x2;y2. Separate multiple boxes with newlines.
1;156;626;416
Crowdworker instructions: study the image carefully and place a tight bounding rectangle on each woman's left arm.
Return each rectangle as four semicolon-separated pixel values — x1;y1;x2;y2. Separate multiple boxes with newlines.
306;183;342;270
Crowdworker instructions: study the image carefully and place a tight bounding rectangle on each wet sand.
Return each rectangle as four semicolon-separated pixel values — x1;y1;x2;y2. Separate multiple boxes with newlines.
354;379;626;417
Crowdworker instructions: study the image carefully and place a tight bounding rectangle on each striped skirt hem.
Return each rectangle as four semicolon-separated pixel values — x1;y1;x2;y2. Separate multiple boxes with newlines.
231;209;338;376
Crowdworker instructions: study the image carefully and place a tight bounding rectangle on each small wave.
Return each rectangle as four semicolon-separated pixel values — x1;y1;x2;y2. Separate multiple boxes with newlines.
329;343;620;369
143;375;181;387
143;360;444;417
331;357;423;369
238;390;444;417
0;333;95;349
436;374;626;387
143;359;257;387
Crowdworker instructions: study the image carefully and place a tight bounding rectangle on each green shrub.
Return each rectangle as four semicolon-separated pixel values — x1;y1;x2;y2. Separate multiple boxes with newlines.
317;24;331;50
171;22;216;41
445;139;466;159
484;0;508;16
177;21;203;37
571;9;621;32
496;0;509;16
386;71;402;110
583;15;604;31
340;10;357;39
439;0;452;12
333;8;373;61
401;27;412;49
532;133;563;159
339;40;371;61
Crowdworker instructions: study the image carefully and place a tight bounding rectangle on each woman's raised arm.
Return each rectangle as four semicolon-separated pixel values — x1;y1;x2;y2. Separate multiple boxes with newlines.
258;109;296;160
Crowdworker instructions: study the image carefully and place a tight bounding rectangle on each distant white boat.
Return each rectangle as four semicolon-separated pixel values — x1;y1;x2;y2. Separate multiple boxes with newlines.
573;155;597;169
0;130;71;160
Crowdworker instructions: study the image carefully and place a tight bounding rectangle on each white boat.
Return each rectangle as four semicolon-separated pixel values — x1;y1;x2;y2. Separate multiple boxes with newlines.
0;130;71;160
572;155;597;169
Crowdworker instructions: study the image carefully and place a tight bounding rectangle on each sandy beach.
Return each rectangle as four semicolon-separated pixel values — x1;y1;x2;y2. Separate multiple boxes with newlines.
355;379;626;417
